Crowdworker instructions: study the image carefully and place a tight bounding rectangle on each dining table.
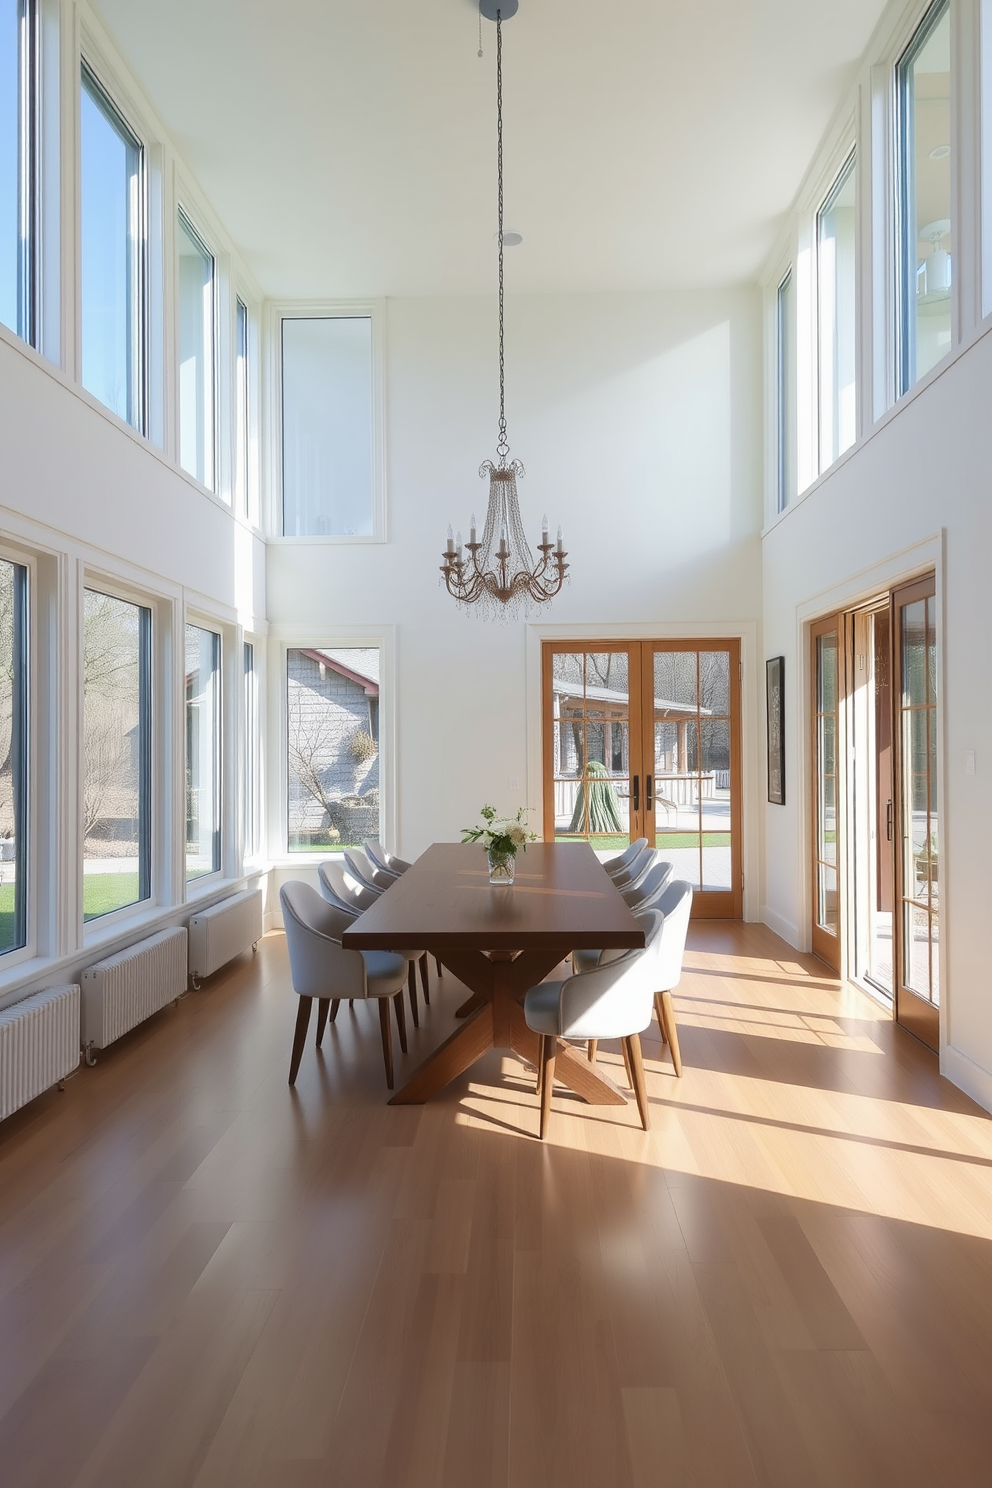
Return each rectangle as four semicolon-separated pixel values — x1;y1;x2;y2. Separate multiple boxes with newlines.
341;840;645;1108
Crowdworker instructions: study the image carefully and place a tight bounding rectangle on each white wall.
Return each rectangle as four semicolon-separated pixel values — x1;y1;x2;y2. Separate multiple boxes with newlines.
267;287;764;876
762;322;992;1106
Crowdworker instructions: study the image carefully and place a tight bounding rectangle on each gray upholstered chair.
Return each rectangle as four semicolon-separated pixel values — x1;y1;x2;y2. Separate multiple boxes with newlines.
603;838;648;879
317;859;431;1023
609;843;657;893
573;879;692;1075
363;839;411;877
343;848;396;895
572;859;674;975
523;908;665;1136
280;881;409;1089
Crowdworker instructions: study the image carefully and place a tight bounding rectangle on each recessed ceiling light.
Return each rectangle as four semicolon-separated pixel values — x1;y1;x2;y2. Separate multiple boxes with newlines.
495;230;523;247
930;144;951;159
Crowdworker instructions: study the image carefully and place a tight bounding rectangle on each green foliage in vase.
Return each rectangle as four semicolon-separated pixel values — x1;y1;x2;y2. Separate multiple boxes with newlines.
462;803;537;858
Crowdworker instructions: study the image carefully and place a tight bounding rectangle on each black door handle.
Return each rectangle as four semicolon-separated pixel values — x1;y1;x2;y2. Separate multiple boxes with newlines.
886;800;893;841
646;775;653;810
632;775;639;812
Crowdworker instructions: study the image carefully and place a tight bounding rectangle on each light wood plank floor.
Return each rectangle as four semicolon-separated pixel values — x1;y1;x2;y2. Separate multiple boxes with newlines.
2;923;992;1487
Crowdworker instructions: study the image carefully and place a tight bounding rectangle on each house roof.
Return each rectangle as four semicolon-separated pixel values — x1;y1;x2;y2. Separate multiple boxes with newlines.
302;649;380;696
554;681;710;717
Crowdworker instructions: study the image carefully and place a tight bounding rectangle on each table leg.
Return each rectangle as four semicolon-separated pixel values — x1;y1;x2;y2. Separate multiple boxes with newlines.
388;1002;494;1105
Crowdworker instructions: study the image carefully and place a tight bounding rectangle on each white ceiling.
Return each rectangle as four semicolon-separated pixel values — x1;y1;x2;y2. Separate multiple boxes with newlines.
91;0;888;298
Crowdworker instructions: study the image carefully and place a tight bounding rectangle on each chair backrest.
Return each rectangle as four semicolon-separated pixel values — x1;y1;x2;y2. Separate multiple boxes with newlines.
604;838;648;879
611;843;656;892
363;839;412;877
343;849;391;895
279;881;365;999
622;858;674;910
653;879;693;992
318;859;376;914
556;908;665;1040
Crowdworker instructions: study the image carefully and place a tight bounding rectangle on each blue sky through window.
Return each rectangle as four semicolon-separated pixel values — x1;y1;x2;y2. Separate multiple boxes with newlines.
81;68;140;425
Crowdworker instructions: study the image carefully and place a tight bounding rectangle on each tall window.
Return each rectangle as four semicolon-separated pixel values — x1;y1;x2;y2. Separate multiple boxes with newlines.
178;211;215;489
83;590;150;920
286;647;380;852
80;66;143;429
0;557;27;955
817;151;857;471
243;640;258;859
282;317;374;536
185;624;221;880
897;0;952;393
235;297;249;516
776;270;796;512
1;0;35;343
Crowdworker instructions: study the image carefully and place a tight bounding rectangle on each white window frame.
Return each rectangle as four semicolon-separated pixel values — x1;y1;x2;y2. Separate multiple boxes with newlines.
175;203;218;494
814;143;859;476
265;299;387;544
0;539;35;974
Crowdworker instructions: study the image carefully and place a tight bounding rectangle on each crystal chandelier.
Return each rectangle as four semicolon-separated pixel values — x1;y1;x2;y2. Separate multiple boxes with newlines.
441;0;568;616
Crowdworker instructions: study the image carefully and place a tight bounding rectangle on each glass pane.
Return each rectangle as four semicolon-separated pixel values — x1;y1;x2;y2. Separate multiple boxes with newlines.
930;908;940;1004
926;595;937;704
287;647;381;852
818;714;837;866
699;651;730;717
244;641;257;859
178;212;215;488
818;863;838;933
903;900;931;997
282;317;373;537
902;707;929;902
900;599;927;705
899;1;952;390
654;651;697;710
80;69;142;427
0;0;24;337
777;269;796;510
656;828;701;891
235;298;249;515
817;151;857;469
551;653;629;845
186;625;220;880
699;719;732;891
83;591;149;919
0;557;27;954
817;632;837;711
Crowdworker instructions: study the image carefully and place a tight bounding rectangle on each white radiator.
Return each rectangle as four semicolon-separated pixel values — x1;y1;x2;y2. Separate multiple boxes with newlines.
0;984;80;1122
81;926;188;1061
188;888;263;987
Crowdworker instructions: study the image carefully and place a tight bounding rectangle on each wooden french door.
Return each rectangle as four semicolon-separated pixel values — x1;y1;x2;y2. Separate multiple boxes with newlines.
892;575;939;1050
811;615;843;971
542;639;743;918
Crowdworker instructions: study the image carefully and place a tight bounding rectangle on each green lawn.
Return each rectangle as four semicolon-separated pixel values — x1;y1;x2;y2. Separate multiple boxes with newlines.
556;832;731;851
0;882;17;952
83;872;141;921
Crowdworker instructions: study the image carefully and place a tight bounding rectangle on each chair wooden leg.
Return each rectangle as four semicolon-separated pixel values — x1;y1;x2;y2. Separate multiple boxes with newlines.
654;992;667;1044
621;1038;633;1089
378;998;394;1089
626;1034;650;1130
315;998;330;1047
660;991;683;1077
393;989;408;1054
435;957;443;978
289;997;313;1085
419;953;430;1006
587;1038;599;1063
407;962;419;1028
539;1035;556;1140
329;999;340;1023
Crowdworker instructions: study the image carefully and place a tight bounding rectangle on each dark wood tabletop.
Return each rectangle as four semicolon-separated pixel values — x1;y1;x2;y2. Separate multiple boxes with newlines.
340;841;645;954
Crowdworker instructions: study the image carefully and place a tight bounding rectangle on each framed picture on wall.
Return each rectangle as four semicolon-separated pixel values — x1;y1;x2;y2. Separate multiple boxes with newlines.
766;656;785;805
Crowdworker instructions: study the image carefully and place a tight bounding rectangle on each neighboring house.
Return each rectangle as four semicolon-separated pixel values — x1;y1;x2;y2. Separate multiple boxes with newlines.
287;648;380;846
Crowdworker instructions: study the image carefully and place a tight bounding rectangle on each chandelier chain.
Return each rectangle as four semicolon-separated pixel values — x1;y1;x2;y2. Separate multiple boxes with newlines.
496;11;508;464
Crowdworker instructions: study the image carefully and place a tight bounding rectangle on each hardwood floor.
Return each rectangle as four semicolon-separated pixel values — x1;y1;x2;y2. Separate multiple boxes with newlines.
2;922;992;1486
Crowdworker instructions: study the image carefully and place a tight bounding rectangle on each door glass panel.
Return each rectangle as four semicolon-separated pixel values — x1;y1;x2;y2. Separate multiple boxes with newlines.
819;863;838;932
550;651;630;849
699;717;731;891
814;630;839;942
895;587;939;1016
901;599;927;705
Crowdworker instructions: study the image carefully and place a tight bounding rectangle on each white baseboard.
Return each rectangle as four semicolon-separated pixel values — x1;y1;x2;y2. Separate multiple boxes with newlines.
760;906;801;949
942;1044;992;1116
263;910;284;933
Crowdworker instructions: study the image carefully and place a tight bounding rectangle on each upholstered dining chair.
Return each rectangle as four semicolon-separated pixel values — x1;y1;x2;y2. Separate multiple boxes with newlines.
572;858;675;975
602;838;648;879
609;843;656;893
343;848;396;896
363;840;411;877
318;860;430;1024
280;881;409;1089
523;908;665;1136
574;878;692;1075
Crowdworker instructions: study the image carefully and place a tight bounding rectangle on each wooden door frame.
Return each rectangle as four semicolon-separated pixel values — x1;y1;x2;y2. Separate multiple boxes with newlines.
541;638;743;919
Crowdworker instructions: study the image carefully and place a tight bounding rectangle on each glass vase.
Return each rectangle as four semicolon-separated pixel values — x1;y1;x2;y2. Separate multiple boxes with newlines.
487;847;516;885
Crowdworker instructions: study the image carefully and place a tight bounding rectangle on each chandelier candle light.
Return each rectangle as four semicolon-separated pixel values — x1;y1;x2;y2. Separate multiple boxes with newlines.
441;0;569;616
